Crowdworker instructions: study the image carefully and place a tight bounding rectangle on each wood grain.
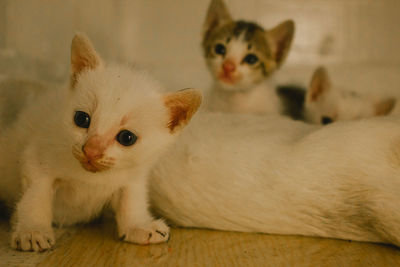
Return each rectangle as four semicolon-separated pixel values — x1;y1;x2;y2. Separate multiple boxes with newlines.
1;219;400;267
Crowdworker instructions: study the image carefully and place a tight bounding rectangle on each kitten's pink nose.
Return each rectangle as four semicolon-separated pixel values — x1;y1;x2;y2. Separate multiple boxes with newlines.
83;135;105;161
222;60;236;74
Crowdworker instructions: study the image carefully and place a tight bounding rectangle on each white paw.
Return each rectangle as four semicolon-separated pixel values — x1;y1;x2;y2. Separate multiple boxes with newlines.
11;228;55;252
119;219;170;245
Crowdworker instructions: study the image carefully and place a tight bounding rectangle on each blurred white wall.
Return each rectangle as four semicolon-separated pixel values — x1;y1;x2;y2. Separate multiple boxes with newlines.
0;0;399;96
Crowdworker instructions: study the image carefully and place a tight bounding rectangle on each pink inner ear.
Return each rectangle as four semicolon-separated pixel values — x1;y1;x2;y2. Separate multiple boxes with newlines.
310;83;325;101
73;57;92;75
70;55;101;87
166;102;189;132
268;20;294;65
163;89;202;133
70;34;102;88
309;68;330;102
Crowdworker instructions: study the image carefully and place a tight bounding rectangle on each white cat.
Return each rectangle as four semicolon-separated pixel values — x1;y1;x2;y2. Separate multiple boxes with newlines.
304;66;396;124
150;111;400;246
203;0;295;115
0;34;202;251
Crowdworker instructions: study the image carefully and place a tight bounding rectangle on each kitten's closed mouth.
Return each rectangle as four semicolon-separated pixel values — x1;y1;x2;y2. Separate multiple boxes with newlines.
72;147;114;173
80;160;112;173
218;73;237;84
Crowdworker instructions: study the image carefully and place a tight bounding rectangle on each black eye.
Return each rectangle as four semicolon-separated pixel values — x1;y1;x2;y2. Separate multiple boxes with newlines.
214;43;226;56
116;130;137;146
243;54;258;65
74;111;90;128
321;116;333;125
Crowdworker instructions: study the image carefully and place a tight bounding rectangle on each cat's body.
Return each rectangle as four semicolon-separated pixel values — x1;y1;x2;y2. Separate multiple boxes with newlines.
304;67;396;124
207;79;281;114
203;0;295;115
0;34;202;251
150;112;400;246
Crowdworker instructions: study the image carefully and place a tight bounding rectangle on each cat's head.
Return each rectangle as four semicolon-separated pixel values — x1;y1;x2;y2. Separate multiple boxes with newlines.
68;34;202;174
202;0;294;91
304;66;396;125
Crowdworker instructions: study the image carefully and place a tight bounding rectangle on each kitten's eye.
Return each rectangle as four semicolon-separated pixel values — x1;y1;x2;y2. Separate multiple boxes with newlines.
243;54;259;65
321;116;333;125
74;111;90;128
116;130;137;146
214;43;226;56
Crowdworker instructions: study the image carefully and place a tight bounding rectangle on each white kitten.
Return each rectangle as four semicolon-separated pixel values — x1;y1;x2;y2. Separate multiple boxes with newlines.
202;0;294;114
150;112;400;246
0;34;202;251
304;66;396;124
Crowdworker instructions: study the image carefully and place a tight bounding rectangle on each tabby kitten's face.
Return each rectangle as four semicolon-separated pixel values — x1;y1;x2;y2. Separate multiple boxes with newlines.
202;0;294;91
304;66;396;125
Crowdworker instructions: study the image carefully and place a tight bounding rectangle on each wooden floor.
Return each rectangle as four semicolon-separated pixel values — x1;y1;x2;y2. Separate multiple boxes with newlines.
1;218;400;267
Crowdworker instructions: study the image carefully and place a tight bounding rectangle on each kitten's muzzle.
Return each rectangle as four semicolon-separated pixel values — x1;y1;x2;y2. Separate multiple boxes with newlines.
73;136;113;173
222;59;236;74
82;136;106;161
219;59;239;84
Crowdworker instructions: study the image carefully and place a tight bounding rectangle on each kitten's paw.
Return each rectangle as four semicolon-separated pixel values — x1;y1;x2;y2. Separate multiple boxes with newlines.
11;229;55;252
119;219;170;245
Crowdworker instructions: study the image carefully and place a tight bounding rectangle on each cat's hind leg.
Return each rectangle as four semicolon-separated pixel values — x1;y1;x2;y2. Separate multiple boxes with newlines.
367;193;400;247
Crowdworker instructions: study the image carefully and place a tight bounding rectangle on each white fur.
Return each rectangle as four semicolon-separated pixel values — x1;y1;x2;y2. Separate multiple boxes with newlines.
207;79;282;114
0;47;187;250
150;112;400;246
303;67;396;124
304;87;377;124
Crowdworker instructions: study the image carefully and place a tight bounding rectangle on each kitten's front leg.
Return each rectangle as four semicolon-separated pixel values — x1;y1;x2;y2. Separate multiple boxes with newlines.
112;176;169;245
11;156;55;252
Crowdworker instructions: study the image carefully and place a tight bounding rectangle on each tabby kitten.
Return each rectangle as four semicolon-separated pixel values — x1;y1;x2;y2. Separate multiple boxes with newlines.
304;66;396;124
203;0;295;114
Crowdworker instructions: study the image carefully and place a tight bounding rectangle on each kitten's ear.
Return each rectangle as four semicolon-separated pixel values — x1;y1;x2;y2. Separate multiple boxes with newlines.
163;88;203;133
307;66;331;103
266;20;295;67
375;98;396;116
203;0;232;39
70;33;103;88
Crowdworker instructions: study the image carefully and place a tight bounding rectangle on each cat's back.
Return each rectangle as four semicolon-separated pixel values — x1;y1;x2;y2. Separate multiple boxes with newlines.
182;112;316;149
154;112;317;183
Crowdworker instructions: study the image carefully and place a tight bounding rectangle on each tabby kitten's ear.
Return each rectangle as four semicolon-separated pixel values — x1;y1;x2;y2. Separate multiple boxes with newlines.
203;0;233;39
266;20;295;67
307;66;331;103
375;98;396;116
70;33;104;88
163;89;203;134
